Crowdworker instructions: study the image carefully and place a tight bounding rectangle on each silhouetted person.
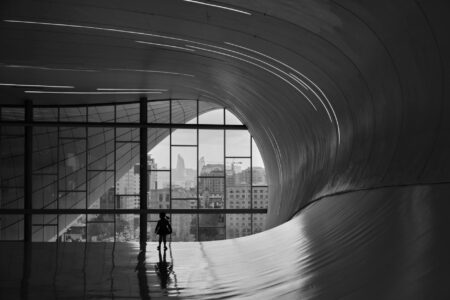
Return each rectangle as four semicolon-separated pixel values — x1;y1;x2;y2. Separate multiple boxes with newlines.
155;212;172;250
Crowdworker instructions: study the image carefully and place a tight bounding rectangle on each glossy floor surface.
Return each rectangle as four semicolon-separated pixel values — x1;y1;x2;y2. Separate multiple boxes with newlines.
2;188;449;299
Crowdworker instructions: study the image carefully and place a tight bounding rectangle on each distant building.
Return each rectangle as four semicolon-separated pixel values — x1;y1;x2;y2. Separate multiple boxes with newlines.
200;169;224;208
199;156;205;174
200;162;223;176
252;167;267;185
172;154;186;184
226;179;268;237
116;167;139;197
100;187;115;209
114;153;267;241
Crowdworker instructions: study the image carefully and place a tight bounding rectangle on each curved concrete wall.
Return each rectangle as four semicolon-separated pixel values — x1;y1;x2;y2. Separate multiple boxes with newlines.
1;0;450;296
212;0;450;228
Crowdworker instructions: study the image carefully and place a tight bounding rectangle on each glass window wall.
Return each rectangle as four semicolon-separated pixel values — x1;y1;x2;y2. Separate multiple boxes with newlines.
0;100;268;242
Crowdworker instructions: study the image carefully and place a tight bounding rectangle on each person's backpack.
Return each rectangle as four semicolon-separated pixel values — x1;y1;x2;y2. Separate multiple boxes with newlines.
165;219;172;234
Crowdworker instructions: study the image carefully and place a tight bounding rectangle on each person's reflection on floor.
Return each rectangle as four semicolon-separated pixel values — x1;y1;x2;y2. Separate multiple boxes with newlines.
155;247;173;290
135;244;150;300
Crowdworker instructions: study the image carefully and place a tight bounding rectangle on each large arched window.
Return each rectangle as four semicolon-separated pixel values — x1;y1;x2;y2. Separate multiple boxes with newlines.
0;99;268;242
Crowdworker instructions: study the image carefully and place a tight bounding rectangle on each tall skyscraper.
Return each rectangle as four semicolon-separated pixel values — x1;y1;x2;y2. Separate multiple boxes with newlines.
173;154;186;184
199;156;205;174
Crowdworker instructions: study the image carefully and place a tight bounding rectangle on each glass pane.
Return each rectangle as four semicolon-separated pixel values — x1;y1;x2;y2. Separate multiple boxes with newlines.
0;126;25;209
116;214;139;242
226;186;251;209
33;127;58;174
148;101;170;123
60;107;86;122
226;130;250;157
226;214;251;239
199;214;225;227
32;214;57;226
0;188;24;209
225;109;242;125
149;171;170;191
87;171;114;209
115;143;139;194
199;178;224;208
87;214;114;242
60;127;86;139
116;195;139;209
116;103;139;123
199;130;224;176
171;129;197;145
199;103;224;124
0;125;24;136
252;138;267;185
148;214;160;222
148;130;170;170
32;225;57;242
1;107;24;120
32;214;57;242
252;214;267;234
199;227;225;241
32;174;57;209
148;171;170;208
34;107;58;121
147;221;158;242
171;214;197;241
88;213;113;222
59;214;86;242
0;215;24;240
59;139;86;191
88;105;115;122
59;191;85;209
226;158;251;186
171;100;197;124
172;200;197;209
171;146;197;198
252;187;269;209
252;168;267;186
226;158;251;209
116;167;139;195
116;128;139;142
88;128;114;171
186;116;197;124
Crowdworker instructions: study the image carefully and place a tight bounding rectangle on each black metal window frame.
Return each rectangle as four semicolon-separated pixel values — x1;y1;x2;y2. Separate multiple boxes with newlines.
0;98;268;242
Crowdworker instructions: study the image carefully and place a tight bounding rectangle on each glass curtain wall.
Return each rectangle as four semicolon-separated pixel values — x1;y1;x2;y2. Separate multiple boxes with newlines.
0;100;268;242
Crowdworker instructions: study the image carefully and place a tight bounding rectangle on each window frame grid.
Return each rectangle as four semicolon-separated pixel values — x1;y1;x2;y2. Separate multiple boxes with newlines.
0;99;268;242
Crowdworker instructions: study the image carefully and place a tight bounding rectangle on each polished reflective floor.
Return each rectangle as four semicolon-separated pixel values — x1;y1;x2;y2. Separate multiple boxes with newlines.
0;231;307;299
1;219;307;300
1;188;450;299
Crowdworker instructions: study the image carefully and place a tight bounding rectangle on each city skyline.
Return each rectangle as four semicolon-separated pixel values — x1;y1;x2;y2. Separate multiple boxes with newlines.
149;131;265;170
